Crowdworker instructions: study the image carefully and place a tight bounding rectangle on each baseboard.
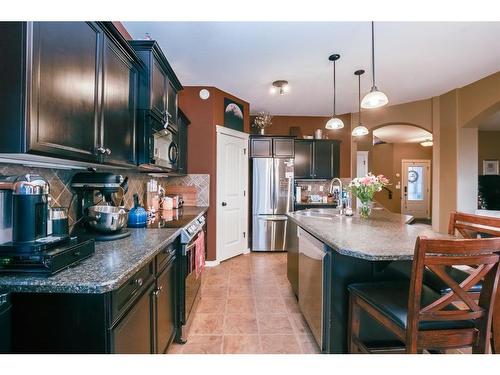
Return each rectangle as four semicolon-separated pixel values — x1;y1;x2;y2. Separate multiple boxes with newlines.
204;260;220;267
243;247;250;254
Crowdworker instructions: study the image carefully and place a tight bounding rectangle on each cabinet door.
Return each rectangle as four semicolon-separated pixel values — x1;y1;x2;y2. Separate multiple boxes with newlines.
151;58;167;119
167;80;178;125
155;258;176;354
294;140;314;178
101;38;137;166
273;138;294;158
112;284;154;354
250;137;272;158
177;116;188;174
29;22;100;161
313;141;340;179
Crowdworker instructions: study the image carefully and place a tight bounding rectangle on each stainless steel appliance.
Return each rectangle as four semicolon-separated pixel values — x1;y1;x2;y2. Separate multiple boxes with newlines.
0;174;94;275
298;227;325;350
146;209;206;344
70;172;131;241
152;125;178;170
252;158;294;251
0;176;15;245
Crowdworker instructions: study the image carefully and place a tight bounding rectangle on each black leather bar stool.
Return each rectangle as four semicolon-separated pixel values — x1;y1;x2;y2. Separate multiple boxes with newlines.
347;236;500;354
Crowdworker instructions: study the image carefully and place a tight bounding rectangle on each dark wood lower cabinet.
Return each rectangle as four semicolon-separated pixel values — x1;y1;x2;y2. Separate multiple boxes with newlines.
111;283;155;354
9;242;179;354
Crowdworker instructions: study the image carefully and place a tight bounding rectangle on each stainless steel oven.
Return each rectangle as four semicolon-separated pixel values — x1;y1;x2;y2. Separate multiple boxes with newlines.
176;215;206;343
152;125;178;170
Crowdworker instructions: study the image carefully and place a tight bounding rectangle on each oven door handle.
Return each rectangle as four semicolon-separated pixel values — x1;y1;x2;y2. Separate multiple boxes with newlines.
182;241;197;256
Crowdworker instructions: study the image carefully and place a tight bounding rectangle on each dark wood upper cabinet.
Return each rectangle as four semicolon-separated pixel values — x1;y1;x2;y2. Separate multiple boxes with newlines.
273;138;294;158
30;22;101;162
294;140;314;178
101;37;138;166
294;139;340;179
250;137;273;157
0;22;141;167
177;110;190;175
167;81;178;125
151;59;168;117
250;136;295;158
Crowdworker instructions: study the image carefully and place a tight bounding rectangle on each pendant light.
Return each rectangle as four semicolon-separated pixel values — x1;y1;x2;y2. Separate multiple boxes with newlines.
325;54;344;130
352;70;369;137
361;21;389;109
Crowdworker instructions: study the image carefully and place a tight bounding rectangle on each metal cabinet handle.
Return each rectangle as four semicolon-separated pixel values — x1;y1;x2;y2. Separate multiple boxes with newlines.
133;278;143;287
105;148;112;155
153;285;163;296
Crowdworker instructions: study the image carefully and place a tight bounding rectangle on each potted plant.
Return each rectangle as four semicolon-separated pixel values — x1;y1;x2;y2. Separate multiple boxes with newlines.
347;173;390;218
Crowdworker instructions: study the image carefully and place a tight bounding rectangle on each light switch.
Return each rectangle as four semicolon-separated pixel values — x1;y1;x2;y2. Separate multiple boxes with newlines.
307;185;312;191
319;185;324;192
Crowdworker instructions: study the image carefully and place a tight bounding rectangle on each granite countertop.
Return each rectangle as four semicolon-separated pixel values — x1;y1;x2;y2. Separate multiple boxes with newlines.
287;208;450;261
0;206;208;294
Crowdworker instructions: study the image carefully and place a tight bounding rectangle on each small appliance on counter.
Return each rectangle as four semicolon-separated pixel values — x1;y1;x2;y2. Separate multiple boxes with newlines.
70;172;131;241
0;174;94;275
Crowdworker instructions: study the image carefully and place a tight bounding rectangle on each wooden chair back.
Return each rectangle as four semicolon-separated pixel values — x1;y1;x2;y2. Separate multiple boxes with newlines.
407;236;500;352
449;211;500;238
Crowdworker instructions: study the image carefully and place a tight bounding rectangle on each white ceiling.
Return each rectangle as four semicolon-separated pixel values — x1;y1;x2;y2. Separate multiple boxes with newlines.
373;125;432;143
124;22;500;116
478;110;500;130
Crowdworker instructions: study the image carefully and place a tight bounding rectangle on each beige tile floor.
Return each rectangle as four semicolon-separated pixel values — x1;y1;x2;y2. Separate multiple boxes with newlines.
168;252;320;354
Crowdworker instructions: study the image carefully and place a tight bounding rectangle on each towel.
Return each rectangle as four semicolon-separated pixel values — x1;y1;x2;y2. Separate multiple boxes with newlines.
194;230;205;279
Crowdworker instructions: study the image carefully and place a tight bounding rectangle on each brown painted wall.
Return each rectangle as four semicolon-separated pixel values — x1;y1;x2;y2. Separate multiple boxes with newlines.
478;131;500;175
249;115;352;178
179;86;250;261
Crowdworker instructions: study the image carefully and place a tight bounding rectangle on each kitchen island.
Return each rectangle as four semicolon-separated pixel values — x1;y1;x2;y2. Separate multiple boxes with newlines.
287;209;451;353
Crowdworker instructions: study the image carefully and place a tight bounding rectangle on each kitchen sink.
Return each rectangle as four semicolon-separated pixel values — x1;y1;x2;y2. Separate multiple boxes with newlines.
295;208;342;219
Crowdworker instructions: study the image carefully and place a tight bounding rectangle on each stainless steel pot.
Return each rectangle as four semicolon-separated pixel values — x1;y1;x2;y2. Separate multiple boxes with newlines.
87;205;129;233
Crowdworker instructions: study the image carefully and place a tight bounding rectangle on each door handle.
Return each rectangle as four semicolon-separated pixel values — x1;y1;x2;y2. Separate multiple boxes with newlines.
222;202;227;206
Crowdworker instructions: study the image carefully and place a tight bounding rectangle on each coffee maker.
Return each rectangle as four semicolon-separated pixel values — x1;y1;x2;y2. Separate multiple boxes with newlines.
70;172;131;241
0;174;95;275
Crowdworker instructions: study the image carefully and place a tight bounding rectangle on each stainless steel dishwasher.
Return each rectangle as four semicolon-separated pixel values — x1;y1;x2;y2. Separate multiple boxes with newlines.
298;228;325;349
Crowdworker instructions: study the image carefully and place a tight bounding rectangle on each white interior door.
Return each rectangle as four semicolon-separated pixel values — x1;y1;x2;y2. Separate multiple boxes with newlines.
402;159;431;219
216;127;248;262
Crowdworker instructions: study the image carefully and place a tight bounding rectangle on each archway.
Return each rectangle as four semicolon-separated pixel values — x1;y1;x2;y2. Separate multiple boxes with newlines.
355;123;433;219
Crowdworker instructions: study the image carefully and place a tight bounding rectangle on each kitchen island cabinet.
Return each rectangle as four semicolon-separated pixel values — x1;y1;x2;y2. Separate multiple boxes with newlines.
287;209;452;353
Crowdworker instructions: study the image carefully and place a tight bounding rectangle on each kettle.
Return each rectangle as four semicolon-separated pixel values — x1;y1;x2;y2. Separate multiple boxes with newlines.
127;194;148;228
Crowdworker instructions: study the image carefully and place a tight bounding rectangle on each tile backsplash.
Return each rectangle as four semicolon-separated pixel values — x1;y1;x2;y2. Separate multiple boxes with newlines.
0;163;209;226
295;178;351;204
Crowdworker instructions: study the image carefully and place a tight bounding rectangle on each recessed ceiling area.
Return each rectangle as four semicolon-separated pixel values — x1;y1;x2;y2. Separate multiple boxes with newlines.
478;110;500;130
373;125;432;144
124;22;500;116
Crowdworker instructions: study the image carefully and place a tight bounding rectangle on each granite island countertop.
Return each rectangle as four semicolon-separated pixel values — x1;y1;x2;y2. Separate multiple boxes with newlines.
287;208;451;261
0;206;208;294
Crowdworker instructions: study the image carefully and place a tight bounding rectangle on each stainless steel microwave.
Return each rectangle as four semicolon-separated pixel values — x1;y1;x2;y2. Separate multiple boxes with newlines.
152;126;178;170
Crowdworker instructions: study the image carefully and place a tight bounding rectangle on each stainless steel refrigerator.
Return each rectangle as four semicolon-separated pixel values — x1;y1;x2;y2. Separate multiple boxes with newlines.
252;158;295;251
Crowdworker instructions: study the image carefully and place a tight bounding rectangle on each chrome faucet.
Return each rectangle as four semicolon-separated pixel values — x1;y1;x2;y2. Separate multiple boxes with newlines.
329;178;344;213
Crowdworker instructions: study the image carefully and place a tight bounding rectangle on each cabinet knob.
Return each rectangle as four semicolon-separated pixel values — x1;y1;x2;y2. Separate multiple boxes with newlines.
96;146;106;154
133;278;143;287
105;148;112;155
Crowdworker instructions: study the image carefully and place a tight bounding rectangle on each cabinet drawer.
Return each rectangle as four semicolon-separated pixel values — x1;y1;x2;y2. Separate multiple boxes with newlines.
156;240;177;275
111;261;154;323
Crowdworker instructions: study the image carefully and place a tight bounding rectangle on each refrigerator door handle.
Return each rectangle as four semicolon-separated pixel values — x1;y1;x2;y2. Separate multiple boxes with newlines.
270;160;275;214
257;215;288;221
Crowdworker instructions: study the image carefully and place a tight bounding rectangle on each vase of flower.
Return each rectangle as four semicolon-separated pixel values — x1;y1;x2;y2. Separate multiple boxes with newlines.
347;173;390;219
252;112;273;135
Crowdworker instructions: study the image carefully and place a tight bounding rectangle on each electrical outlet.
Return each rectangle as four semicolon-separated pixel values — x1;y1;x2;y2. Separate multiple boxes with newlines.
307;185;312;191
319;185;324;192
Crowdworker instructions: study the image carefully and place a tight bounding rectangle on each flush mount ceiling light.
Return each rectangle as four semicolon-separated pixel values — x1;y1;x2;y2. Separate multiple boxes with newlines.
199;88;210;100
361;22;389;109
325;54;345;130
271;80;289;95
420;139;434;147
352;70;369;137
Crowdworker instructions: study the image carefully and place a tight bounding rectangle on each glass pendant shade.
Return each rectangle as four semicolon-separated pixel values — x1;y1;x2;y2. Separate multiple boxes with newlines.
325;117;344;130
420;139;433;147
352;124;369;137
361;87;389;109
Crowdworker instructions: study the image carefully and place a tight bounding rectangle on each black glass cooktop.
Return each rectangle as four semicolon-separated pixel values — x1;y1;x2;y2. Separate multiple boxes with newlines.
146;208;198;229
